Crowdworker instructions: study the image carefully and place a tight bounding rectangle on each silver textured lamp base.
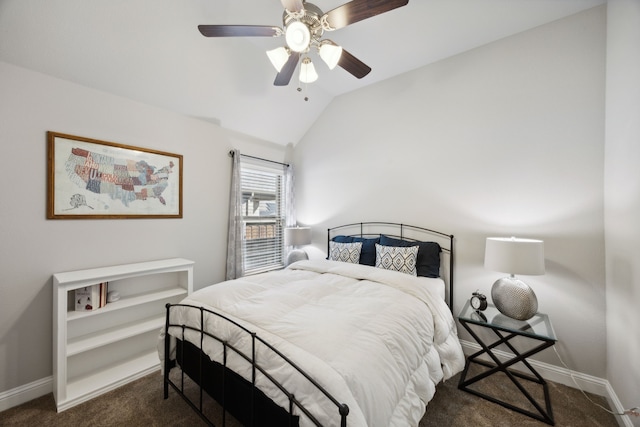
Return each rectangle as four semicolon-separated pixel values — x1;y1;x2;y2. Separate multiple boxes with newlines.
491;276;538;321
286;249;308;266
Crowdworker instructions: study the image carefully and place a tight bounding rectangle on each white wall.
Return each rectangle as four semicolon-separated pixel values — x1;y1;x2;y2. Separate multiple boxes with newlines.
605;0;640;424
0;61;286;393
294;7;607;378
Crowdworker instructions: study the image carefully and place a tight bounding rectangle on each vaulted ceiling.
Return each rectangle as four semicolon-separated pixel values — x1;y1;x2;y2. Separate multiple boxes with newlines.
0;0;605;145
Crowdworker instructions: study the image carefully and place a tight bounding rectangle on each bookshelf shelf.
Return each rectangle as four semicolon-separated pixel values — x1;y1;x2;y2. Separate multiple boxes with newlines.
67;314;167;356
53;258;194;412
66;287;187;321
63;351;159;412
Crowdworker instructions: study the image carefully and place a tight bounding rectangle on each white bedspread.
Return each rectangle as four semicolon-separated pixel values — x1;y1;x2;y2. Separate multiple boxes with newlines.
159;259;464;426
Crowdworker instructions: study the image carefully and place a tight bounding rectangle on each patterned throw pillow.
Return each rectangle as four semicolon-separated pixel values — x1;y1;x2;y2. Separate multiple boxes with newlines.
375;244;419;276
329;241;363;264
379;235;441;278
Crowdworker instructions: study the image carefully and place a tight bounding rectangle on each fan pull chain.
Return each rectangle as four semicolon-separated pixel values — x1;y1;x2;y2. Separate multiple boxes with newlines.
297;82;310;102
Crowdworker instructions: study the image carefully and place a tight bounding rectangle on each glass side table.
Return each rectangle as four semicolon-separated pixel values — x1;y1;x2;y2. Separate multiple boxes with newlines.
457;300;557;425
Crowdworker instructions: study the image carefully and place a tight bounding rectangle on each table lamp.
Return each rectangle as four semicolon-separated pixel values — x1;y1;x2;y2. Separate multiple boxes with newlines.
484;237;545;320
284;226;311;266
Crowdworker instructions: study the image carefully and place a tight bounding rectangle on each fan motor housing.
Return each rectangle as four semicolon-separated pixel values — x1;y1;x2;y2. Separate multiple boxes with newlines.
283;2;324;49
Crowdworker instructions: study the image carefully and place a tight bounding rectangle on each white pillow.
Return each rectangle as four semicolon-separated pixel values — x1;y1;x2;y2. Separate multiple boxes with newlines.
375;244;419;276
329;241;363;264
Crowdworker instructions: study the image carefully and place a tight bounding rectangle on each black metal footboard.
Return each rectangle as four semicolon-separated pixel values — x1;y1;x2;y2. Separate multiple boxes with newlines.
163;303;350;427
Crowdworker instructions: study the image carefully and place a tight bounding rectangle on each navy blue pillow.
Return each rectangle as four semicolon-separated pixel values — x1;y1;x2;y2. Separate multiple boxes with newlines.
332;235;380;266
379;235;441;278
332;235;354;243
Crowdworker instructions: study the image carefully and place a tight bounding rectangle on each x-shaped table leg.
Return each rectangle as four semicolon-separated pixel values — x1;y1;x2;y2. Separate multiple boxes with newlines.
458;319;556;425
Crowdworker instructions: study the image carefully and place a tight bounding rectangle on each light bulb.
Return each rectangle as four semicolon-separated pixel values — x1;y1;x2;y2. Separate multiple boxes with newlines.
299;57;318;83
285;21;311;53
319;43;343;70
266;47;289;72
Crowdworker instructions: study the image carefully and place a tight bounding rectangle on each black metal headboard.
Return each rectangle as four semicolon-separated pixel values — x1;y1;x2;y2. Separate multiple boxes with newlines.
327;222;455;311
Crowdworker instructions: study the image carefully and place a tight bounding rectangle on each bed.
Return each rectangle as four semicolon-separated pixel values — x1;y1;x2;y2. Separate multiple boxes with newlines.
159;222;465;426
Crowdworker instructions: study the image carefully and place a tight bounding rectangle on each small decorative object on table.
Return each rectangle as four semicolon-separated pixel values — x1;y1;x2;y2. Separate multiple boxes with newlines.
107;290;120;303
470;290;487;311
484;236;545;321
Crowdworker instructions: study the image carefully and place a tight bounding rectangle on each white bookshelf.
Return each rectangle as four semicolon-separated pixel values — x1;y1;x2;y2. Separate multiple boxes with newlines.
52;258;194;412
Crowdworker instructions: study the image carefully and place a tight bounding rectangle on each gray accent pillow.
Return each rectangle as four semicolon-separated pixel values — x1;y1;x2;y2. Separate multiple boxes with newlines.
329;241;363;264
375;244;419;276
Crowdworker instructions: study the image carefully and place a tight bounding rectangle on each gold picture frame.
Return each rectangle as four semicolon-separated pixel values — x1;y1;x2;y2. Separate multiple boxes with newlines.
47;132;182;219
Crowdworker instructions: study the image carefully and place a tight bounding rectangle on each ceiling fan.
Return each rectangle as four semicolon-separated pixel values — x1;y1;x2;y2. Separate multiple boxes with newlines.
198;0;409;87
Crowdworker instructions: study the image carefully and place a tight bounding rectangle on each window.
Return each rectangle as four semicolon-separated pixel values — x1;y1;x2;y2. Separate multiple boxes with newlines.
240;159;288;275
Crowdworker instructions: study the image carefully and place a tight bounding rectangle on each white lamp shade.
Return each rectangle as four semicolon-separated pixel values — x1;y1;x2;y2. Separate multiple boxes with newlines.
484;237;545;275
319;43;343;70
285;21;310;53
284;227;311;247
299;57;318;83
267;47;290;72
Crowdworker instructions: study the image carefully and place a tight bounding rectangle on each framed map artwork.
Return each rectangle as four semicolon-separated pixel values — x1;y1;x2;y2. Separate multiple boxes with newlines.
47;132;183;219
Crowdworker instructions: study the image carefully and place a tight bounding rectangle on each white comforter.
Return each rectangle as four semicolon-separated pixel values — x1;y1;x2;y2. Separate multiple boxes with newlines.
159;259;464;427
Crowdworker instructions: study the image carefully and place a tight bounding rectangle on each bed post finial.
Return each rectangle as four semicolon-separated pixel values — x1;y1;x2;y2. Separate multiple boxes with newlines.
339;403;350;427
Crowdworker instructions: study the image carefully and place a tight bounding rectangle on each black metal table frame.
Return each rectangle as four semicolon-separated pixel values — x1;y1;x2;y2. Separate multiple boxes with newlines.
458;316;557;425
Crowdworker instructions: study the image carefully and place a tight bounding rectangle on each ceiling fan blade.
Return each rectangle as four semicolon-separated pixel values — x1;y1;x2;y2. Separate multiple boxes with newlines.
198;25;281;37
274;51;300;86
323;0;409;30
280;0;304;13
338;49;371;79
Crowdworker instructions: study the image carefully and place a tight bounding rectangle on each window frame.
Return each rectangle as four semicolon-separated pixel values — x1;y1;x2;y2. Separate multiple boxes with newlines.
239;158;288;275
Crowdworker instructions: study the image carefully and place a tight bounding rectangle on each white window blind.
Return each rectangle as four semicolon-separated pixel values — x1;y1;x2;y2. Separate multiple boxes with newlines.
240;158;287;275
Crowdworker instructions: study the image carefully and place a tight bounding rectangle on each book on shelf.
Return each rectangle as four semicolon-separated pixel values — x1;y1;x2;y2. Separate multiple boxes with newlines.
75;282;108;311
99;282;107;308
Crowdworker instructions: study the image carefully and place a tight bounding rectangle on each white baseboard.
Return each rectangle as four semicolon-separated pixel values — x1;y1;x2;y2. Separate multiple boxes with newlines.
459;339;633;427
0;347;634;427
0;376;52;413
0;367;161;414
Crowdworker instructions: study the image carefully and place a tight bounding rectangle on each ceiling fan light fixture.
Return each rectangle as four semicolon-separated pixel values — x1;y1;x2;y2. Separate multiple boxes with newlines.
319;42;343;70
199;0;410;88
299;57;318;83
285;21;311;52
267;47;290;72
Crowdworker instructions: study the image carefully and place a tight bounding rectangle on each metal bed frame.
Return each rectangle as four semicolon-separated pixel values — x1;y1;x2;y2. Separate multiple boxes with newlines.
164;304;348;426
163;222;455;426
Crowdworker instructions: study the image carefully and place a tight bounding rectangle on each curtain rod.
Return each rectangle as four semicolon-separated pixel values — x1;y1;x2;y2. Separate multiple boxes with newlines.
229;150;290;167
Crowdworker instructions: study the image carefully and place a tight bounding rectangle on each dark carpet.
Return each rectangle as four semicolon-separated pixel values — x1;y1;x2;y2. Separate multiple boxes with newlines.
0;367;619;426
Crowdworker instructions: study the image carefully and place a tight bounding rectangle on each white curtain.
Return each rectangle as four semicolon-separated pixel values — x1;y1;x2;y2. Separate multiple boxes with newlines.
284;163;295;227
226;149;243;280
284;164;295;260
